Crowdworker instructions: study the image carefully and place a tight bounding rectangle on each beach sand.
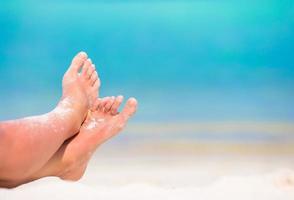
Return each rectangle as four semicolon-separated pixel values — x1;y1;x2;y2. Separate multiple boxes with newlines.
1;140;294;200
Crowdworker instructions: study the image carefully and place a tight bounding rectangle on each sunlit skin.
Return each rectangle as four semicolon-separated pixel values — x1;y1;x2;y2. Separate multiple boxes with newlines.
30;96;137;182
0;97;137;188
0;52;100;186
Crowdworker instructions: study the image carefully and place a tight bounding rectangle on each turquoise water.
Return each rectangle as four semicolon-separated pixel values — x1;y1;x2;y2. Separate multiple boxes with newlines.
0;0;294;124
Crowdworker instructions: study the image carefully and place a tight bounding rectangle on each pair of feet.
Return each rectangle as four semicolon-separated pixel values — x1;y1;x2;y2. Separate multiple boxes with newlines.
46;52;137;181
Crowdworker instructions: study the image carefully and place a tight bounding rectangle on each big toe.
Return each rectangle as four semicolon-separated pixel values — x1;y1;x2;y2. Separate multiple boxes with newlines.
120;98;138;120
69;51;88;73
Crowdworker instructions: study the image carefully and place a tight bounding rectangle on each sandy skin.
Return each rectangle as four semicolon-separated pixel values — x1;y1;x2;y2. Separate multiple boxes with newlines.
0;52;100;186
30;96;138;181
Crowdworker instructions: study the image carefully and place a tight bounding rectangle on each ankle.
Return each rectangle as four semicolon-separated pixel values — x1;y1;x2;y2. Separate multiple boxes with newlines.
52;98;86;135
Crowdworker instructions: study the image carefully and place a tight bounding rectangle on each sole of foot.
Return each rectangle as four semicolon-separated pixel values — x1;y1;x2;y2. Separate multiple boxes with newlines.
57;96;138;181
56;52;101;134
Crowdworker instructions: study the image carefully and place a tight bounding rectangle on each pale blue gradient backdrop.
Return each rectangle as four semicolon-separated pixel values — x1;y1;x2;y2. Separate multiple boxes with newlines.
0;0;294;125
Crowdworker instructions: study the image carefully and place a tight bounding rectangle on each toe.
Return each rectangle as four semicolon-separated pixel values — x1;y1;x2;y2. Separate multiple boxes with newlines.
110;96;124;115
119;97;138;121
87;64;95;79
69;52;88;73
90;71;98;86
81;58;92;77
90;79;100;100
92;98;101;111
104;96;115;113
92;77;101;91
98;97;110;112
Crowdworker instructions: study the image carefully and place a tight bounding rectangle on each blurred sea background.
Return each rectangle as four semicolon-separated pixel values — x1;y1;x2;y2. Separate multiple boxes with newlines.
1;1;294;198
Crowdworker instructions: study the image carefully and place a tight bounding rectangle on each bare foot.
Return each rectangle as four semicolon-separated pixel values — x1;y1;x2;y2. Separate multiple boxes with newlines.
42;96;137;181
0;53;101;187
55;52;100;133
78;58;100;108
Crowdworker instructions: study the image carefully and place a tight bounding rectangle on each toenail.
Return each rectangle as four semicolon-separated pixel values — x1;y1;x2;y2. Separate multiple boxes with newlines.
79;51;87;57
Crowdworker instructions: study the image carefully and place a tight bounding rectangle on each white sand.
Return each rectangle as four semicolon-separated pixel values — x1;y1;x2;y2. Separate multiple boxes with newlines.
1;174;293;200
1;121;294;199
2;119;294;199
1;151;294;200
